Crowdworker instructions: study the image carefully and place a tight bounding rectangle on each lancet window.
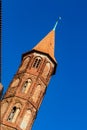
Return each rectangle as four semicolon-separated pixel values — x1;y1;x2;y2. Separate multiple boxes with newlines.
11;78;20;87
42;62;51;79
32;57;41;68
19;57;30;71
22;79;32;93
32;85;42;103
7;103;21;123
20;110;32;130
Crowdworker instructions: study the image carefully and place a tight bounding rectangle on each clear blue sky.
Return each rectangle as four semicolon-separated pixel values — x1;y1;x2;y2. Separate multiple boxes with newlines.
2;0;87;130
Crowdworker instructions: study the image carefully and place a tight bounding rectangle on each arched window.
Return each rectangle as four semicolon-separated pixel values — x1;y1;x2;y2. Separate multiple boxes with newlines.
7;103;21;123
8;107;17;122
11;78;20;87
32;85;42;103
22;79;32;93
20;110;32;129
19;57;30;71
32;57;41;68
42;62;51;79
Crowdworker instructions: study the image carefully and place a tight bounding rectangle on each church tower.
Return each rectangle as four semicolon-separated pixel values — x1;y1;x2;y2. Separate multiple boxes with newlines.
0;24;57;130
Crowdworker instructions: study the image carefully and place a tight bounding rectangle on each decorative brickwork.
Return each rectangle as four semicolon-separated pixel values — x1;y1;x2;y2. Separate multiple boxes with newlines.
0;29;57;130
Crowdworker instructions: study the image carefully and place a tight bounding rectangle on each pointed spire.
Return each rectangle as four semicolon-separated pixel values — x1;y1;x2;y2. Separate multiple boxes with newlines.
33;19;61;62
33;30;56;62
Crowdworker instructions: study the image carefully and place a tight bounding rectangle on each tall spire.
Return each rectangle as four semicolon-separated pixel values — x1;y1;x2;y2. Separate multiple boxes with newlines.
33;19;61;62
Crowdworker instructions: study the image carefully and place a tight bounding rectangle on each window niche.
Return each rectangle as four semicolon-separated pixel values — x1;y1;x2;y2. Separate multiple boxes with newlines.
7;103;21;123
22;79;32;93
20;109;32;130
11;78;20;88
1;101;9;118
32;85;42;103
19;57;30;72
32;56;42;68
42;62;51;79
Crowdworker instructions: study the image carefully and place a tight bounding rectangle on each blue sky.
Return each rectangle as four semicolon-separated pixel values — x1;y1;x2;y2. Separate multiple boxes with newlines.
2;0;87;130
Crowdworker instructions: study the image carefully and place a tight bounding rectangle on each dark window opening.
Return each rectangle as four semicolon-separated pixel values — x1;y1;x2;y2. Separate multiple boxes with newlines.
24;81;28;88
22;79;32;93
8;106;16;121
33;58;41;68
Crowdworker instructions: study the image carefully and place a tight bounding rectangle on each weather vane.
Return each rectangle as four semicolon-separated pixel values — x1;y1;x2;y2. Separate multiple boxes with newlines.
53;17;61;31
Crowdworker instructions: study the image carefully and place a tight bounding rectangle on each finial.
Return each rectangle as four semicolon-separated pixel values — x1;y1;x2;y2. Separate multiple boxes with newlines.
53;17;61;31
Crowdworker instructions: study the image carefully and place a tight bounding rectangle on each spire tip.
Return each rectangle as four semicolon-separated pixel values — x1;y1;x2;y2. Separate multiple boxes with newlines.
53;17;61;31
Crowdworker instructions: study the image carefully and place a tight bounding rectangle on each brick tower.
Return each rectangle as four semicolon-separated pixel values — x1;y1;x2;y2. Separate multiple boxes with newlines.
0;25;57;130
